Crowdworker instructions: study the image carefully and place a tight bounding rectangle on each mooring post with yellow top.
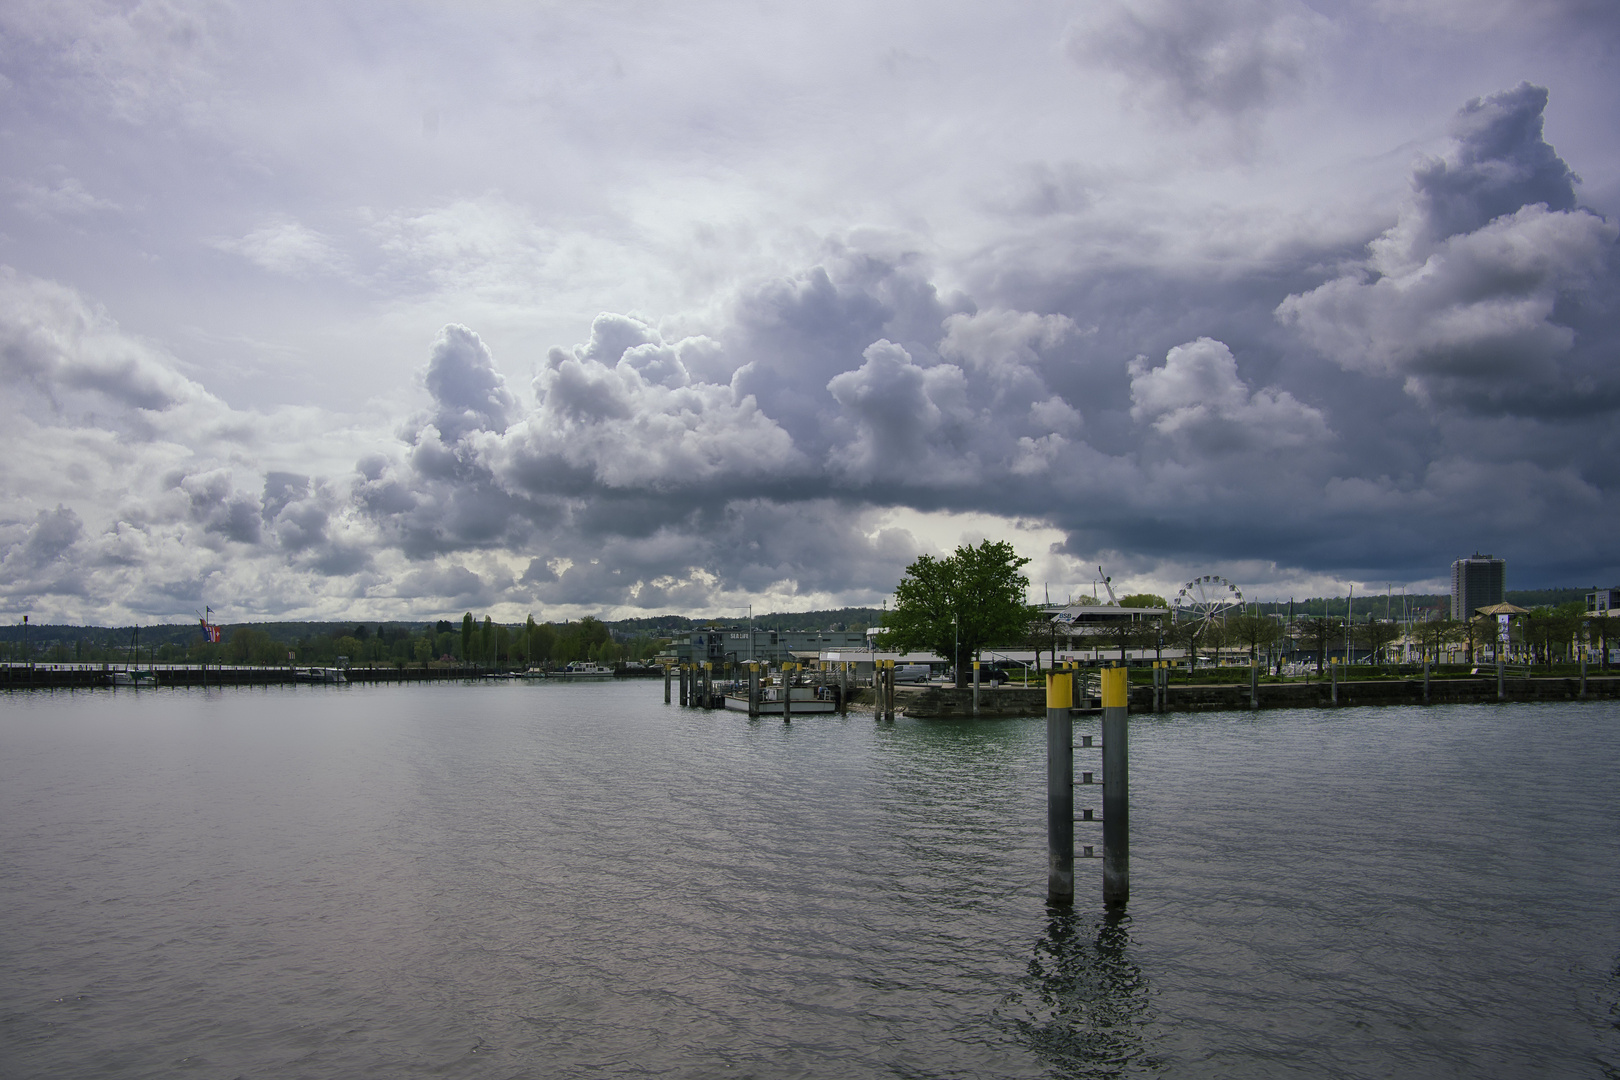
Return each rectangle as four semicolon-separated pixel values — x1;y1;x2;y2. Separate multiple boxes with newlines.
1101;665;1130;907
888;659;896;720
1330;657;1337;704
678;663;688;707
1250;659;1259;710
783;663;793;723
747;662;760;717
664;663;671;704
1046;667;1074;905
972;660;980;716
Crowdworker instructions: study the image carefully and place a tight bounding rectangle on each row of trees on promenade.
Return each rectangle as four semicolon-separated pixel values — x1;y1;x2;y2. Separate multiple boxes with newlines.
1073;605;1619;671
875;542;1619;678
5;617;669;669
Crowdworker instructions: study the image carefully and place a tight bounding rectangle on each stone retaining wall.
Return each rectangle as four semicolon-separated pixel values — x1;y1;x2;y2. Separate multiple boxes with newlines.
885;676;1620;718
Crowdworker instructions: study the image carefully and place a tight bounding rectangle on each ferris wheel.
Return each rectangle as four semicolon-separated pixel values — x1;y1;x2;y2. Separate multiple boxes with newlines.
1173;575;1243;628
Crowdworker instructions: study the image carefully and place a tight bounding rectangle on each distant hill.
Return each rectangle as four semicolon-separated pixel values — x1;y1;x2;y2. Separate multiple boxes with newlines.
0;608;887;646
5;589;1603;650
607;607;883;634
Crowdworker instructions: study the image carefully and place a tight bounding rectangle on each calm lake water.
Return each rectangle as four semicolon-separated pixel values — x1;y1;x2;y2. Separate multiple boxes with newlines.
1;682;1616;1079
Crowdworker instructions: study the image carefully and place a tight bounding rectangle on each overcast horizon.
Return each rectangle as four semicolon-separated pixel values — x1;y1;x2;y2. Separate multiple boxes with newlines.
3;1;1618;626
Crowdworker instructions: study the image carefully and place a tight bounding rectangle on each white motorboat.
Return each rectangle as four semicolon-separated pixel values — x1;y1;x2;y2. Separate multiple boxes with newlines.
544;661;617;681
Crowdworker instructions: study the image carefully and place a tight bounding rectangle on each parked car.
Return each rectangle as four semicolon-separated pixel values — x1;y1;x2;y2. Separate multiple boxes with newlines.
944;666;1011;685
892;664;934;684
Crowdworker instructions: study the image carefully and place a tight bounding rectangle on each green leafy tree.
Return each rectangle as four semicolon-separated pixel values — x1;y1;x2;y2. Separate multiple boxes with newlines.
1165;618;1203;670
875;540;1031;687
1299;616;1340;673
1598;612;1619;671
481;616;495;667
461;613;474;664
529;622;557;664
1414;618;1451;664
495;624;511;665
1465;613;1504;661
553;617;610;665
1228;612;1281;663
1354;619;1401;665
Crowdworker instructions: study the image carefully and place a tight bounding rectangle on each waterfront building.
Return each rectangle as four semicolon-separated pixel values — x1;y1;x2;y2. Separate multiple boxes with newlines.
1039;602;1171;652
1451;554;1505;620
666;627;868;667
1587;587;1620;615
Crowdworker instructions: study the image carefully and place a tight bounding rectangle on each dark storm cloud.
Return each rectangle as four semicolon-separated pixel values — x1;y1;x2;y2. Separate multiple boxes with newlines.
1411;83;1578;241
0;268;200;415
338;73;1620;608
1278;84;1620;417
4;0;1618;624
422;324;517;440
0;505;87;599
390;564;501;607
1068;0;1318;120
179;470;263;546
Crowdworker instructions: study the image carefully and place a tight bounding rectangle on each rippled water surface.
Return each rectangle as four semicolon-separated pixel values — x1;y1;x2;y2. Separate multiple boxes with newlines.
2;683;1617;1078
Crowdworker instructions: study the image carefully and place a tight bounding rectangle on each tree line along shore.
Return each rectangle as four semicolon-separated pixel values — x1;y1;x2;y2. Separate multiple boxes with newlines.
1;586;1609;672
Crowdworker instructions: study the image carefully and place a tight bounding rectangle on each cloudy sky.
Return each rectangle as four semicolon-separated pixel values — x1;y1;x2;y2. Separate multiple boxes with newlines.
3;0;1618;625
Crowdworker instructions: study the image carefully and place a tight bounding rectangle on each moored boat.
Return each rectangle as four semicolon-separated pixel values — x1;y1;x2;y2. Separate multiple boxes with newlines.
544;661;617;681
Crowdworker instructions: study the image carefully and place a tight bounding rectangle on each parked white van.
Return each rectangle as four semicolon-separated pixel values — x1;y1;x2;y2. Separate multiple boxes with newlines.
892;664;933;684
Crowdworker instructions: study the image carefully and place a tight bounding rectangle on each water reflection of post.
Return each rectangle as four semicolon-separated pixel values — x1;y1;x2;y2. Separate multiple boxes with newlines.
1000;908;1158;1075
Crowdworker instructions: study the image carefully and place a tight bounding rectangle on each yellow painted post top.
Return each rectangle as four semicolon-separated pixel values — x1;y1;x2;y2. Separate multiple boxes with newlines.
1046;670;1073;709
1101;667;1128;708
